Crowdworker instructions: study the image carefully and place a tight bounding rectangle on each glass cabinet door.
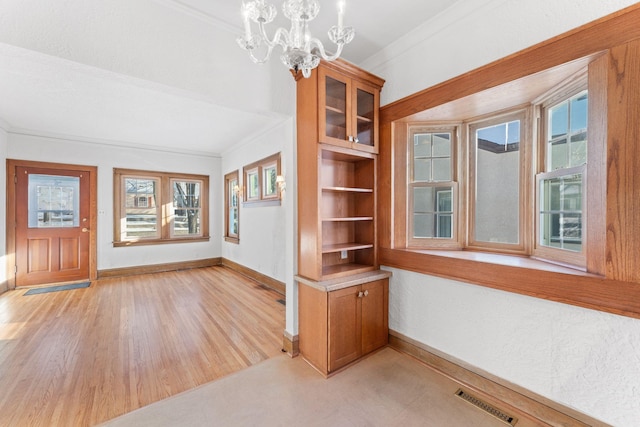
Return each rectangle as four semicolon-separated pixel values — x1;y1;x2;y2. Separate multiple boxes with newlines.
318;66;380;153
324;75;348;142
355;87;375;148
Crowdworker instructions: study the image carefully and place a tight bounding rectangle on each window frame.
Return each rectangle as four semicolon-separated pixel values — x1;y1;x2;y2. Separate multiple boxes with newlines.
534;80;588;267
407;125;460;249
113;168;209;246
242;153;282;206
224;170;240;244
466;108;532;255
169;178;205;239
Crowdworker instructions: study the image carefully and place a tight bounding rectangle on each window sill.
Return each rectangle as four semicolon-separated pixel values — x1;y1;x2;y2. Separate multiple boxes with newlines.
404;248;591;276
114;236;210;247
379;247;640;319
242;199;281;208
224;236;239;244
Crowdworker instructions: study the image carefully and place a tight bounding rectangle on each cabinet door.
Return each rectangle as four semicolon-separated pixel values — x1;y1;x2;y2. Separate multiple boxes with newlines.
351;80;379;154
328;285;362;372
361;279;389;355
319;67;352;149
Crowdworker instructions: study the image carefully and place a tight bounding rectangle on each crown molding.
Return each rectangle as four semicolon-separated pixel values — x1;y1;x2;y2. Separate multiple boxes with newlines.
8;127;222;158
0;117;10;132
152;0;240;34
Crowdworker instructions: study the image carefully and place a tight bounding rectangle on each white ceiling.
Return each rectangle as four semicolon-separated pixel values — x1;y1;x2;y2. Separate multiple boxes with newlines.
176;0;457;64
0;0;457;156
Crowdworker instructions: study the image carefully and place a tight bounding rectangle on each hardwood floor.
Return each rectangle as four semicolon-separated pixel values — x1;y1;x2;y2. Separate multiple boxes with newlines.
0;266;285;426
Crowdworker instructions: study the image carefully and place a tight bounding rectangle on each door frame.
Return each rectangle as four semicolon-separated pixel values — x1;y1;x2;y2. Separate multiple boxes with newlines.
6;159;98;289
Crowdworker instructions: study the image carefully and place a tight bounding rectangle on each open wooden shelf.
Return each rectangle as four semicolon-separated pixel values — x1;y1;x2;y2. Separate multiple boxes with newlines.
322;262;376;278
322;217;374;222
322;243;374;253
322;186;373;193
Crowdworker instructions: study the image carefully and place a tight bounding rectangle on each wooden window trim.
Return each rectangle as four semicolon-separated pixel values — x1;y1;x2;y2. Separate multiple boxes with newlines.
242;153;282;206
379;5;640;319
113;168;209;247
224;170;240;244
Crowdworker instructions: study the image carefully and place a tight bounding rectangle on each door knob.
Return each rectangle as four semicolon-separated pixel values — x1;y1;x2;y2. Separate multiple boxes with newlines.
82;228;89;232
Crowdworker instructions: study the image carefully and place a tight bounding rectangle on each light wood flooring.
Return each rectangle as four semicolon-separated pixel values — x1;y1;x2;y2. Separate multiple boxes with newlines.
0;266;285;426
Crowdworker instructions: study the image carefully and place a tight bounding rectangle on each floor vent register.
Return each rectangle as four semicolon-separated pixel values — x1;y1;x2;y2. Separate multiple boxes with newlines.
454;388;518;426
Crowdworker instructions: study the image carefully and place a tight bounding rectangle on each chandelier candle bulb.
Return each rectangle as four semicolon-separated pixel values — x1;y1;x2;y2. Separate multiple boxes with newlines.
236;0;355;78
242;5;251;40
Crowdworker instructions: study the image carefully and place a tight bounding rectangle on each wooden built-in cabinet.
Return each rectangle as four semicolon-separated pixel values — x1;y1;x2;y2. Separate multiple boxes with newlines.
297;274;390;376
297;61;384;282
318;65;381;153
297;60;387;376
319;145;376;279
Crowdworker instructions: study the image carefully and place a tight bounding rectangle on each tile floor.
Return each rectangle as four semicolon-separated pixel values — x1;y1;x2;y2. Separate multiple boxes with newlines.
103;347;542;426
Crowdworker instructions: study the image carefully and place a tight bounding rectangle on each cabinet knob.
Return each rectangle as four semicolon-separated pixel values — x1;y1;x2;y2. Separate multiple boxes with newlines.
347;135;360;144
357;291;364;298
364;290;369;297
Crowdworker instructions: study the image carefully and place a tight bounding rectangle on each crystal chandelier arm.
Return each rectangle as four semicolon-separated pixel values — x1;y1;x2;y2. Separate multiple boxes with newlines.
306;37;345;62
247;44;274;64
241;23;290;64
257;21;290;50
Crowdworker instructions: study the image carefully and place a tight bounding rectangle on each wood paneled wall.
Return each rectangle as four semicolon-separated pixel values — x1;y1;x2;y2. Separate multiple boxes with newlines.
606;38;640;283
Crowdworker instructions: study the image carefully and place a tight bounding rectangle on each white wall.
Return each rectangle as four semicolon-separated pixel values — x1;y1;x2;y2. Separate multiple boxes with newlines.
363;0;640;425
221;121;290;282
7;132;221;270
221;117;298;335
362;0;640;106
0;121;7;292
387;268;640;425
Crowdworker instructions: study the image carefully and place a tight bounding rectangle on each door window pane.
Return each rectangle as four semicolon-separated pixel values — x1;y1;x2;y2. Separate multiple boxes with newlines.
29;174;79;228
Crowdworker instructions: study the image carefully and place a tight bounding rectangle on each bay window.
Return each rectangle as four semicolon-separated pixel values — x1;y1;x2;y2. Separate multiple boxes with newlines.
399;78;587;267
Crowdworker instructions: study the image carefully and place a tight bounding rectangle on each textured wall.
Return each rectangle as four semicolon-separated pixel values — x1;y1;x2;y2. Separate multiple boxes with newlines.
386;267;640;425
366;0;640;424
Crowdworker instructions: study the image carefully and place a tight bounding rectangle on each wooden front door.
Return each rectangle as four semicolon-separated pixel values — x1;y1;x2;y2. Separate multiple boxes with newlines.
13;164;92;287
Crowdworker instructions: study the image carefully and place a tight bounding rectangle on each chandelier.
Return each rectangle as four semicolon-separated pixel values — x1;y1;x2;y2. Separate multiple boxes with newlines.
237;0;355;78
